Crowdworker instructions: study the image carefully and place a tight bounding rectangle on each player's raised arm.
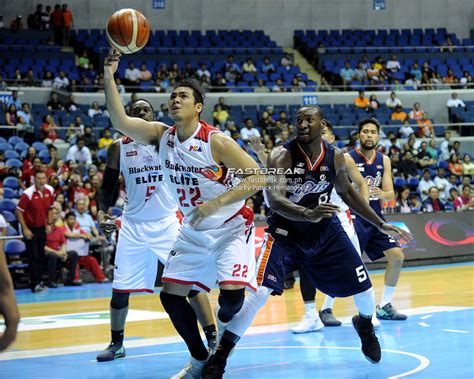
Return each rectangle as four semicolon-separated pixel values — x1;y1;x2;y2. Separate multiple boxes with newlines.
266;146;340;222
247;136;268;167
103;49;166;145
344;153;370;203
334;150;412;242
189;133;266;227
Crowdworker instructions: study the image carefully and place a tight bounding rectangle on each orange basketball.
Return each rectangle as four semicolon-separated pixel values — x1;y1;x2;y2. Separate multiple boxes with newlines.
106;8;150;54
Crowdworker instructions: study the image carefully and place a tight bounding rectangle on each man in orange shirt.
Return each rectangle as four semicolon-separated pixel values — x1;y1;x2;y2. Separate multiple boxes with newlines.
391;105;408;122
354;90;370;109
62;4;73;46
417;112;434;137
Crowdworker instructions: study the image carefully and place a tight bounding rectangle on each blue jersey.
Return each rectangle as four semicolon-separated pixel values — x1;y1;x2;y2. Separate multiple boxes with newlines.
349;148;385;215
267;138;336;236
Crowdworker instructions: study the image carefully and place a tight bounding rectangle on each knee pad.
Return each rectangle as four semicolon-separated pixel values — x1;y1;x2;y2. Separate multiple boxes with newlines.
187;289;200;299
111;291;130;309
218;288;245;317
160;291;187;318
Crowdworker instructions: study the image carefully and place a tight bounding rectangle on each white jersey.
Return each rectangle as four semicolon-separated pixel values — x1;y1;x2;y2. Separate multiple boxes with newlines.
160;121;244;230
119;137;177;221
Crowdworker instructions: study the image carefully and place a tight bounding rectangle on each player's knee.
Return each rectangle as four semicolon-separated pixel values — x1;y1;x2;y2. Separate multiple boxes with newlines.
218;288;245;317
251;286;271;309
387;249;404;266
111;291;130;309
160;291;187;318
187;289;200;299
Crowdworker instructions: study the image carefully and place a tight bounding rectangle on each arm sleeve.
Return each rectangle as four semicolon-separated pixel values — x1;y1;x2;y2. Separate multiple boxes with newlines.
96;166;120;212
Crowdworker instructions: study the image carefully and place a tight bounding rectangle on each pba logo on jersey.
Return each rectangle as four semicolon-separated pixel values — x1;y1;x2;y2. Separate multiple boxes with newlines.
289;180;331;202
198;165;223;181
188;145;202;152
126;150;138;157
365;173;382;187
320;165;329;172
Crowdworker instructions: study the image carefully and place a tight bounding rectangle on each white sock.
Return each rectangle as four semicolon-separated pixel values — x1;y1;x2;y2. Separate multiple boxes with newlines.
304;302;316;318
354;288;375;318
322;296;335;311
380;285;396;308
226;286;271;337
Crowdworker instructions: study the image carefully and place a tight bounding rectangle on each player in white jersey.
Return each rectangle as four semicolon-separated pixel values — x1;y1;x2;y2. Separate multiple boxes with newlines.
95;100;216;363
104;50;264;378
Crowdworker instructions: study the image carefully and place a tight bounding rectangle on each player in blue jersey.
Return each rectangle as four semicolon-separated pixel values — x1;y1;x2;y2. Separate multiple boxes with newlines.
348;118;408;321
202;106;412;378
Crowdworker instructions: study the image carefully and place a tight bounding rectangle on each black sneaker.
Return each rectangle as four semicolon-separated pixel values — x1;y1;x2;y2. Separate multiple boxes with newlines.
202;354;227;379
96;342;126;362
376;303;407;320
352;315;381;363
319;309;342;327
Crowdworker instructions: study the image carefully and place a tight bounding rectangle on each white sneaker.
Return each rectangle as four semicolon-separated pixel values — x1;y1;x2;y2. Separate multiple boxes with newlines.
170;354;209;379
291;315;324;334
372;315;380;329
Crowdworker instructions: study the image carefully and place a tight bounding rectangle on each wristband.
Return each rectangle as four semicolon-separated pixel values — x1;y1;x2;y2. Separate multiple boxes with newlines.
378;221;385;231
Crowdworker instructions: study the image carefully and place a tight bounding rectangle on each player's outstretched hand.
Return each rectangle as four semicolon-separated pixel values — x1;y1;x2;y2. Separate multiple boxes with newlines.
104;48;121;79
247;137;265;154
98;211;117;235
189;201;219;229
380;223;413;243
304;203;340;223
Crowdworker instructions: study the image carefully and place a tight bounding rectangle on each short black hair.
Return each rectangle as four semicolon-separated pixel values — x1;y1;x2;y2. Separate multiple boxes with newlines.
65;211;76;219
129;99;155;114
358;117;380;133
173;80;205;106
462;184;472;191
324;120;334;134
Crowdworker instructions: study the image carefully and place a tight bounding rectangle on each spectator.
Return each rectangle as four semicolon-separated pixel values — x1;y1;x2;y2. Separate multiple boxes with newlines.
47;145;60;171
272;78;286;92
398;151;418;179
74;199;104;243
444;173;458;199
68;174;89;208
458;175;472;194
339;61;354;89
5;104;17;127
50;4;63;44
17;103;34;125
138;64;152;81
353;61;367;82
88;101;104;118
385;92;402;109
447;92;466;123
448;154;463;176
116;77;126;95
261;57;275;73
46;92;64;111
426;138;438;160
210;72;227;91
62;4;73;46
63;212;108;283
434;167;450;202
409;195;422;212
409;63;422;81
443;69;457;86
66;116;84;143
441;35;455;52
82;126;98;151
66;137;92;166
418;169;436;200
224;55;240;73
386;54;401;74
224;67;238;83
41;5;51;30
22;147;37;172
45;208;79;287
395;186;411;213
439;131;452;161
391;105;408;123
17;116;35;144
459;71;473;89
124;62;140;86
354;90;370;109
368;94;380;111
422;187;446;212
212;104;230;126
290;77;302;92
41;114;60;143
254;79;269;93
417;112;434;137
275;130;290;145
78;50;90;69
41;71;54;87
16;170;54;293
462;154;474;175
409;102;423;120
240;118;261;142
280;53;293;67
417;142;436;168
53;70;70;90
10;15;23;31
98;128;113;150
242;58;257;74
6;90;21;109
65;94;79;112
366;62;380;82
404;74;419;90
20;156;42;189
454;185;474;211
196;63;211;79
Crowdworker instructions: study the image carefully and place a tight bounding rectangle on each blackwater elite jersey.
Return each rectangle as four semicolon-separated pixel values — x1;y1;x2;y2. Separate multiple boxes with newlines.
267;138;337;235
119;137;177;221
349;148;384;215
159;121;244;230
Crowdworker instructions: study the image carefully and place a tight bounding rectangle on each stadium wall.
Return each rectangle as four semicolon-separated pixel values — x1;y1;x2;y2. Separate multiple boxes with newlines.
1;0;474;46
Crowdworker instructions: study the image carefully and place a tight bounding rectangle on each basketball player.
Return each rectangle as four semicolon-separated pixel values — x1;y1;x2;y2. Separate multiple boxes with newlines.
349;118;407;320
95;99;216;362
202;106;412;377
248;122;373;333
104;49;264;378
0;214;20;352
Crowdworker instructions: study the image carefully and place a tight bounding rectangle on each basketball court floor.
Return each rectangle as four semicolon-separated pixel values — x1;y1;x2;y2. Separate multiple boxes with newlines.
1;262;473;378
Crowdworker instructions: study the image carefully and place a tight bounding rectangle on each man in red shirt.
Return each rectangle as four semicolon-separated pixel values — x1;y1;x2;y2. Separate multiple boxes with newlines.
62;4;73;46
50;4;63;45
19;156;42;190
454;184;474;211
15;170;54;293
45;208;80;287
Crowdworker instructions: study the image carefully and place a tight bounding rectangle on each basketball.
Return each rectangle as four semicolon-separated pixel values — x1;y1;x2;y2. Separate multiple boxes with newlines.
106;8;150;54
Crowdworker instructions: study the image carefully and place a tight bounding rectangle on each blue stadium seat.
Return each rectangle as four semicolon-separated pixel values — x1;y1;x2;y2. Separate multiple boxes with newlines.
2;188;17;199
3;177;19;190
14;142;29;153
8;136;23;145
2;210;16;224
5;225;18;236
32;141;48;151
4;239;26;256
4;150;20;159
394;178;407;188
0;143;13;151
6;159;22;168
38;150;51;164
111;207;123;217
0;199;17;213
408;177;420;190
